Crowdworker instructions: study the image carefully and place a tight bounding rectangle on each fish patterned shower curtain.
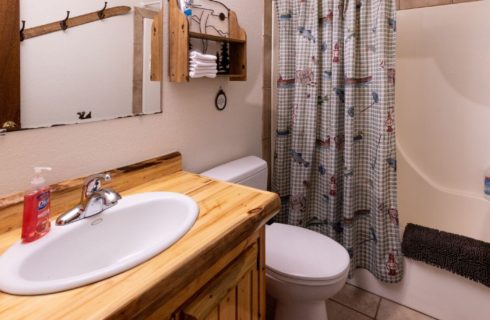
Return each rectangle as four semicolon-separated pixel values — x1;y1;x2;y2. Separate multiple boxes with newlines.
273;0;403;282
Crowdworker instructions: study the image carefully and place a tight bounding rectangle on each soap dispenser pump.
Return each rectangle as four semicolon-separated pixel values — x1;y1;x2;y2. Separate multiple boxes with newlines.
22;167;52;243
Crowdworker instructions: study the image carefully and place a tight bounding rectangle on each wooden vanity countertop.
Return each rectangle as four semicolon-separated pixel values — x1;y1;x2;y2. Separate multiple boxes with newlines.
0;170;280;319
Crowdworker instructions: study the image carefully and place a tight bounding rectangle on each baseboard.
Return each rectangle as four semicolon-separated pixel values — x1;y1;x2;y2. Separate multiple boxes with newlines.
348;259;490;320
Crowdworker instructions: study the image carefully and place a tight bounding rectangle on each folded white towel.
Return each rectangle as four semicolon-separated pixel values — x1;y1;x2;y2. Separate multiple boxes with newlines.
190;52;217;60
190;71;217;79
190;67;217;73
190;59;218;66
190;61;217;68
189;60;218;67
190;67;217;74
190;51;217;61
190;66;217;73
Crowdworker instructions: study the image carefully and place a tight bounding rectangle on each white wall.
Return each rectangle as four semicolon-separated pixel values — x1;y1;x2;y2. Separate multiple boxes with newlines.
0;0;264;195
352;2;490;320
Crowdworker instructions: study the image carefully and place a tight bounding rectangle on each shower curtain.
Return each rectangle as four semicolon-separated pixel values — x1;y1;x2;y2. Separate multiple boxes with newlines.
273;0;403;282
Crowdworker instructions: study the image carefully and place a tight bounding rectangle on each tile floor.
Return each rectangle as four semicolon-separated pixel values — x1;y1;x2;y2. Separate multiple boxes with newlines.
267;284;437;320
328;284;437;320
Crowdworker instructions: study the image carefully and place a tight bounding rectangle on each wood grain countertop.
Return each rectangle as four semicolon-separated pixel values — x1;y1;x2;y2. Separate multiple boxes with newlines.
0;170;280;319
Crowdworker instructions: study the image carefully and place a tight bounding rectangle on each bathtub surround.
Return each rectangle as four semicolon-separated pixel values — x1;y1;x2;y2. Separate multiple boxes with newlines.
396;0;490;243
273;0;402;282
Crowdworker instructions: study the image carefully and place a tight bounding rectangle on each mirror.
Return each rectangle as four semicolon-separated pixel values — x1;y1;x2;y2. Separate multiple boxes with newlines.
0;0;162;131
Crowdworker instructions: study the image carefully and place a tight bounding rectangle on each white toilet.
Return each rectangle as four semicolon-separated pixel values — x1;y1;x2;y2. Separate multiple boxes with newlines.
202;156;350;320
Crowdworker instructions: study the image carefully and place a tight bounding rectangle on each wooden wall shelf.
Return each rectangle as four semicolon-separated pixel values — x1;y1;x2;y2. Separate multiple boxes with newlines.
169;0;247;83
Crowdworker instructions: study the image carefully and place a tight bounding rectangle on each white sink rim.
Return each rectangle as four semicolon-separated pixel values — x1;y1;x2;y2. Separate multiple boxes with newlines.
0;192;199;295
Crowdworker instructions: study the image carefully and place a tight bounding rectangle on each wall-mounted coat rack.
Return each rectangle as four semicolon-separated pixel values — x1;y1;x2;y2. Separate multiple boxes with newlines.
19;2;131;41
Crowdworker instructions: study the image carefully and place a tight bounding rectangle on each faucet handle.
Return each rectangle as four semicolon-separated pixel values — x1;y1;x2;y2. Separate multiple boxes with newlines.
83;173;112;198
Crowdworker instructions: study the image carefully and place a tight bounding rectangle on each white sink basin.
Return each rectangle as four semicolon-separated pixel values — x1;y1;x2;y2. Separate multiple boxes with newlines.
0;192;199;295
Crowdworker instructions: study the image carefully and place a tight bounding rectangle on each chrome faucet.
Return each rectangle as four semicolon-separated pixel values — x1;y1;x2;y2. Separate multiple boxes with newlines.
56;173;122;226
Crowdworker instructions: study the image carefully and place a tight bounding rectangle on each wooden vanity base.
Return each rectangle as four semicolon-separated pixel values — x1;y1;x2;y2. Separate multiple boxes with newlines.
0;152;280;320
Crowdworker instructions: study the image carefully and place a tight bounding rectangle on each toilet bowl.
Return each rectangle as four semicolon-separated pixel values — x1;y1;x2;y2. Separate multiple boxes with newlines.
266;223;349;320
202;156;350;320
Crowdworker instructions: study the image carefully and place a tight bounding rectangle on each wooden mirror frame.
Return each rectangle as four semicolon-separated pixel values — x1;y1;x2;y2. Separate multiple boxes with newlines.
0;1;163;133
0;0;20;132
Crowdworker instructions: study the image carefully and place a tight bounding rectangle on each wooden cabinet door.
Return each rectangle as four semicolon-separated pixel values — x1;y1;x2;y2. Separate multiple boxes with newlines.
204;262;259;320
180;243;261;320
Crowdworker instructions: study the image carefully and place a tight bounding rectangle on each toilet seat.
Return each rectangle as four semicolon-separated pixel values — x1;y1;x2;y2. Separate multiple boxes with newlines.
266;267;347;286
265;223;350;286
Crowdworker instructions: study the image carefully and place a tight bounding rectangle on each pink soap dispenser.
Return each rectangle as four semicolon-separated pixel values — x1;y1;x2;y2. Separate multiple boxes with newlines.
22;167;52;243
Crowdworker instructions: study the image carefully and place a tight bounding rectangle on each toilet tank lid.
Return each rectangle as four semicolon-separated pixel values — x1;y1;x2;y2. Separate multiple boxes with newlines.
201;156;267;183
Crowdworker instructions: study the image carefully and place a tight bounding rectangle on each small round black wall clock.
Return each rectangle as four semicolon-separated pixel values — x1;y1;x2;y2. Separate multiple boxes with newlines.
215;89;227;111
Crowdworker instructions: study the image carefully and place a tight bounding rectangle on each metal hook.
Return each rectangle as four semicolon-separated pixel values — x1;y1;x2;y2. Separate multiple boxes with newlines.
60;11;70;31
20;20;26;42
98;2;108;20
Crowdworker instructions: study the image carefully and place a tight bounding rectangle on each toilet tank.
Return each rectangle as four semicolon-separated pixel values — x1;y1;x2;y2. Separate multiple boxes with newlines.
201;156;268;190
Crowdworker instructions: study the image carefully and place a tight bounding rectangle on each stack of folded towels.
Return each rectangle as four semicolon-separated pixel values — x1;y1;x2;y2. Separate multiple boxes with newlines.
189;50;218;78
